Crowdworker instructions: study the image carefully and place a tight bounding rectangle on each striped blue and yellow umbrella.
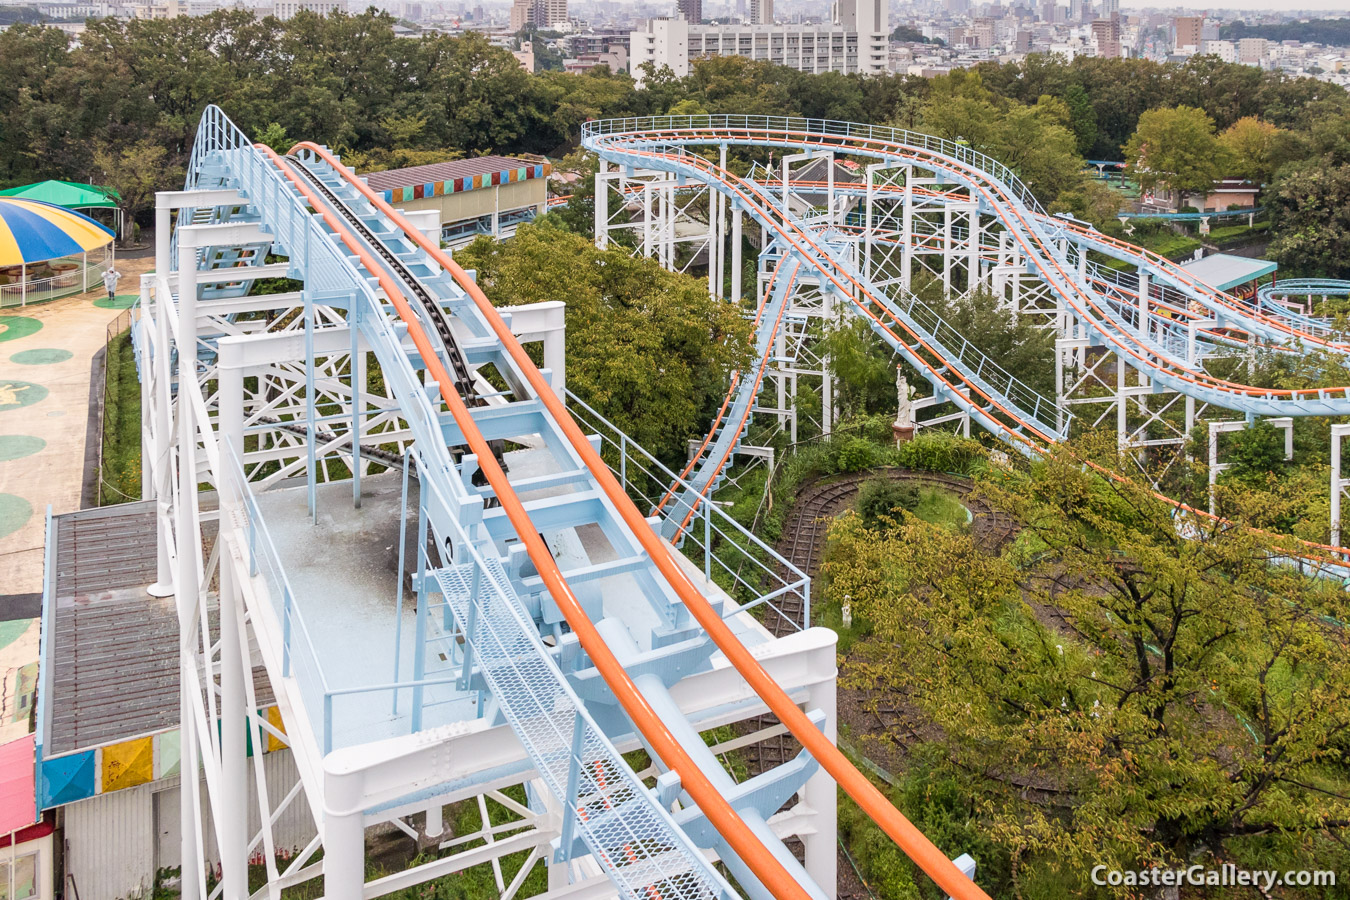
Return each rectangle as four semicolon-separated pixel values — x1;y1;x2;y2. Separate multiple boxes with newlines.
0;198;115;267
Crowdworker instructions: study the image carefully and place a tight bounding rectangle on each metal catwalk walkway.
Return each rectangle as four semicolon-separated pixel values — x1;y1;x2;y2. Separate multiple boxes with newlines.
139;106;990;900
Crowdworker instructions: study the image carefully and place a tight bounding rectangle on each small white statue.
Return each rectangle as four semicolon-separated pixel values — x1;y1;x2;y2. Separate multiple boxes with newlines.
895;370;915;430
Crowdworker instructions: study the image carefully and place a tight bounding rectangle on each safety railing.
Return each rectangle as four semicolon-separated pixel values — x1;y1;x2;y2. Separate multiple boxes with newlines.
566;390;810;636
0;258;106;308
224;443;470;754
583;115;1048;215
412;421;736;900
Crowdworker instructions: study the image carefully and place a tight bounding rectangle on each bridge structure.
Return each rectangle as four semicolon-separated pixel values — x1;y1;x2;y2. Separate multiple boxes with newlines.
95;105;1025;900
582;116;1350;497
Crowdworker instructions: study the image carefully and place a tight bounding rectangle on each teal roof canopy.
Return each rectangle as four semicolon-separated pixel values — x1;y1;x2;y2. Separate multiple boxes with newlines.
0;180;120;210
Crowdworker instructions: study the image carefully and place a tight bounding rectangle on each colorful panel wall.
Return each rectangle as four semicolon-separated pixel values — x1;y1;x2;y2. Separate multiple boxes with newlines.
381;163;551;205
38;705;289;810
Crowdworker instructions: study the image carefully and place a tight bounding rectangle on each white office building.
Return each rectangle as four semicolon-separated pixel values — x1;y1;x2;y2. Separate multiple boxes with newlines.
630;0;885;84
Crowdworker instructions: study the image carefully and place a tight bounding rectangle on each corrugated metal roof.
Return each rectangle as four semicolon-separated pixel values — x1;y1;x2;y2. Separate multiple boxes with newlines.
43;502;273;756
364;156;539;192
1180;252;1278;292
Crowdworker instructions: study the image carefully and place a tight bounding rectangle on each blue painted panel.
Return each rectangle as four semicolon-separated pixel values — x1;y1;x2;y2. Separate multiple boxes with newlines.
40;749;96;808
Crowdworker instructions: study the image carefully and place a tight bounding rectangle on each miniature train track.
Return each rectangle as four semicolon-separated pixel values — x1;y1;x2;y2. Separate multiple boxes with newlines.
760;468;1017;643
745;467;1018;777
732;467;1018;897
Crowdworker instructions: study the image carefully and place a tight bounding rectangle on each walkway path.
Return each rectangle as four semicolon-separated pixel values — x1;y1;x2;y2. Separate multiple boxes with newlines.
0;256;154;743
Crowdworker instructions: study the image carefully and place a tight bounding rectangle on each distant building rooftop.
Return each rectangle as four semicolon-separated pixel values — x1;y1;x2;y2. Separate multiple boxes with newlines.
363;156;551;204
1180;252;1277;292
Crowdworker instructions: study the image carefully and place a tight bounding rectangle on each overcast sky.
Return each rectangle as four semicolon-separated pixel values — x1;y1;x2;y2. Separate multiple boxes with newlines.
1119;1;1349;10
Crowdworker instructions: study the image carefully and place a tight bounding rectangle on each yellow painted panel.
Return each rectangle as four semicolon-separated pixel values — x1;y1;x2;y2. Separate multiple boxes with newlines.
266;705;289;752
101;736;154;792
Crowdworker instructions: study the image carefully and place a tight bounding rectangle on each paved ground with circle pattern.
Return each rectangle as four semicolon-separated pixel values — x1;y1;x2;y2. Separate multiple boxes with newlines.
0;259;154;743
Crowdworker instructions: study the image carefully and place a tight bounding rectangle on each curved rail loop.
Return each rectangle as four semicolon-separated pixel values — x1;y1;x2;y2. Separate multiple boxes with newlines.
584;118;1350;417
289;139;995;900
585;118;1350;573
261;143;815;900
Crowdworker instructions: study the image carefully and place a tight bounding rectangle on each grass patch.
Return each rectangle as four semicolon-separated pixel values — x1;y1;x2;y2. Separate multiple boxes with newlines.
910;487;970;530
1133;229;1203;261
99;327;142;505
1208;220;1269;245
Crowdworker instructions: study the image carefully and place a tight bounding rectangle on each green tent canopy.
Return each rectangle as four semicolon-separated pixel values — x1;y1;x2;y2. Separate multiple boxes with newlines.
0;180;120;209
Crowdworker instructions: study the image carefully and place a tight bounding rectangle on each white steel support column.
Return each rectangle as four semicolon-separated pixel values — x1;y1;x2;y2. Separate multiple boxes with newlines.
730;206;743;302
901;167;913;291
642;183;653;258
941;205;952;298
1137;270;1150;337
149;275;175;597
156;206;172;275
323;809;365;900
716;145;729;299
967;207;980;292
594;158;608;250
218;556;247;898
802;662;838;898
822;287;835;435
175;240;203;900
1332;424;1350;548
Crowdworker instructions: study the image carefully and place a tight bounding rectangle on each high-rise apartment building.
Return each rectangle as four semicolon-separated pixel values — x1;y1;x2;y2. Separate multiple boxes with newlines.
631;0;884;85
1173;15;1203;53
1238;37;1267;65
1090;16;1121;58
748;0;772;24
677;0;701;25
510;0;567;31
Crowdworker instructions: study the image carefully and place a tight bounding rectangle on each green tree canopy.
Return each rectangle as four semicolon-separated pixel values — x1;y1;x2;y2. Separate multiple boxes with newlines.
1125;105;1230;201
1218;116;1288;185
824;438;1350;895
918;71;1085;203
454;223;752;461
1267;160;1350;279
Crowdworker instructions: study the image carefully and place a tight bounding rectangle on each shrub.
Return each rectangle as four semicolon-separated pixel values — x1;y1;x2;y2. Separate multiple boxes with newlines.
857;478;920;529
832;437;878;473
894;431;986;475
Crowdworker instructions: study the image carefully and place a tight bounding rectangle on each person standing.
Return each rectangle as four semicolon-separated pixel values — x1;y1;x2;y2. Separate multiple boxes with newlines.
102;265;121;302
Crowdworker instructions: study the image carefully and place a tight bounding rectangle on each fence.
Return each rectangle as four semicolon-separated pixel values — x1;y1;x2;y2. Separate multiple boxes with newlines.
564;389;810;635
0;256;108;309
96;306;138;506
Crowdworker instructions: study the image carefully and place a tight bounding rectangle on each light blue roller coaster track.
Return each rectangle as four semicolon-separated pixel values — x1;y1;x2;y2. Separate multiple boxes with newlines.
581;116;1350;469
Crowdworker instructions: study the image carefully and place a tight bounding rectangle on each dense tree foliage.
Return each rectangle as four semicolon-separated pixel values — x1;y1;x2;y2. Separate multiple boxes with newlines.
453;223;751;462
2;10;1344;221
1124;105;1228;202
917;70;1084;201
824;439;1350;897
976;53;1349;162
1220;18;1350;46
1266;161;1350;279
